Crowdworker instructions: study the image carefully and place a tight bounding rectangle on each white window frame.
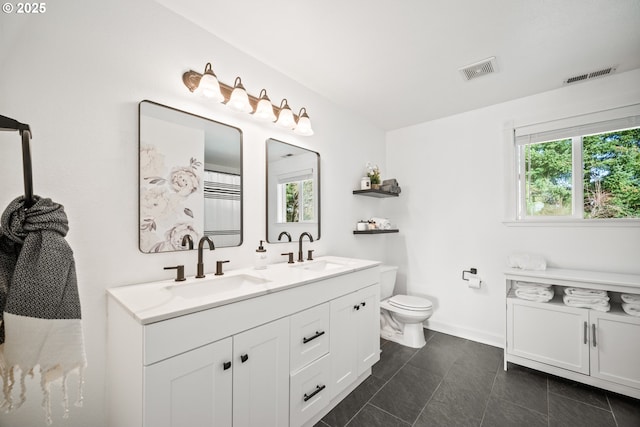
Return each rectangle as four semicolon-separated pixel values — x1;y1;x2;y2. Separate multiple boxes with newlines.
505;104;640;227
276;169;316;224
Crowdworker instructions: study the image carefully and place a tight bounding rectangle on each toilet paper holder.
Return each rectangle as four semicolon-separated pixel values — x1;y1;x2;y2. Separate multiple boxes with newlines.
462;268;478;281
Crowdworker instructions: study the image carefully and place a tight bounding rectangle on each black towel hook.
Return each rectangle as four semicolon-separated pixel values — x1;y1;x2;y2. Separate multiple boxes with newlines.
0;115;35;208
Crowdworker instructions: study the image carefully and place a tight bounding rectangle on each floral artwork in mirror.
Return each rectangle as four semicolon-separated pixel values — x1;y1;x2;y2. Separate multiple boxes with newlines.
139;100;242;253
266;138;320;243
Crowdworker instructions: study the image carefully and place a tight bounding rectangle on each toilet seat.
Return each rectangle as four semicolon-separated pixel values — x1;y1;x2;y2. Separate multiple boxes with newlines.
388;295;432;311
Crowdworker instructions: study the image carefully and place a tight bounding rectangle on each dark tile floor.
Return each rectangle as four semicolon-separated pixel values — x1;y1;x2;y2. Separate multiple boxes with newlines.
316;330;640;427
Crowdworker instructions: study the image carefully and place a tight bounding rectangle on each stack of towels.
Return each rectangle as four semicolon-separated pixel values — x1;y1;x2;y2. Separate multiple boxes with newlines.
370;217;392;230
621;294;640;317
563;287;610;312
380;178;401;194
514;281;554;302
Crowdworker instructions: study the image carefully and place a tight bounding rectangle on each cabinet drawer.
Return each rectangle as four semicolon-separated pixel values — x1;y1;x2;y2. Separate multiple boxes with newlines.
290;302;330;373
290;353;331;427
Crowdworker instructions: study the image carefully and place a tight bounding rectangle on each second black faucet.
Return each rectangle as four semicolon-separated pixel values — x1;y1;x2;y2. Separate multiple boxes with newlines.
197;236;215;278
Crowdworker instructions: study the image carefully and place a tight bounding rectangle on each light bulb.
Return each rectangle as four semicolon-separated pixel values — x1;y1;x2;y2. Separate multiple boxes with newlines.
294;108;314;136
275;99;296;129
227;77;253;113
197;63;224;102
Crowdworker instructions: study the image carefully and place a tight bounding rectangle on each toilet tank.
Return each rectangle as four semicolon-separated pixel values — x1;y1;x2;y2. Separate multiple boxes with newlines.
379;265;398;300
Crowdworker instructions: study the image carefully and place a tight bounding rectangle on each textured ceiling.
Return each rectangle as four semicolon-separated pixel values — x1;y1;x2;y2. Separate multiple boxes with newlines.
157;0;640;130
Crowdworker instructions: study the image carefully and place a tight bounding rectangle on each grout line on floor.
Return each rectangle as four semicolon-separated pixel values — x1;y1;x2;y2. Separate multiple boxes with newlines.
478;362;501;427
367;402;412;426
547;377;551;427
547;389;615;414
605;394;619;427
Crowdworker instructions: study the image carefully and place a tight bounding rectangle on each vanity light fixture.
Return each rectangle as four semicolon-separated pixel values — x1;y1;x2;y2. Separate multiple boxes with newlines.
253;89;277;122
182;62;313;136
227;77;253;113
294;107;314;136
275;99;296;129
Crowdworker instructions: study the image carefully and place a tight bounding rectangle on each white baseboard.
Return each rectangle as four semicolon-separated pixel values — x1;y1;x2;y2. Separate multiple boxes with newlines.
424;319;504;349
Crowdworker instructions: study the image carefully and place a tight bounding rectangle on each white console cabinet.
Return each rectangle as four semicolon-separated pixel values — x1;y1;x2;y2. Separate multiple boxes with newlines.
505;268;640;399
107;259;380;427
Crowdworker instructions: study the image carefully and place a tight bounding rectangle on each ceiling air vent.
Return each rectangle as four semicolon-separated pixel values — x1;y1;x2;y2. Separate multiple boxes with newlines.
459;57;498;81
563;66;617;85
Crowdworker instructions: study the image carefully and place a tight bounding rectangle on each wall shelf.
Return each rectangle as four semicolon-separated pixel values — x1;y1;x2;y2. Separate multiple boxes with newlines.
352;189;399;198
353;229;399;235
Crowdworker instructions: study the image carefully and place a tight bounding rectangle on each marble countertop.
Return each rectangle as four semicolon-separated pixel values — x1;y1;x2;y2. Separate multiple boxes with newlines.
107;256;380;325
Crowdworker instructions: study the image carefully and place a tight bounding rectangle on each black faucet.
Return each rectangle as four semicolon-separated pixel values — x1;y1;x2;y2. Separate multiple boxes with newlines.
278;231;292;242
298;232;314;262
181;235;194;250
196;236;215;278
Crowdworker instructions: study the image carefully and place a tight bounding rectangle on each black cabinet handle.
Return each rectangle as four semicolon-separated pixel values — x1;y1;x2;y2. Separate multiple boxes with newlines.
583;321;588;345
241;354;249;363
592;324;597;348
303;330;325;344
223;361;231;370
303;384;326;402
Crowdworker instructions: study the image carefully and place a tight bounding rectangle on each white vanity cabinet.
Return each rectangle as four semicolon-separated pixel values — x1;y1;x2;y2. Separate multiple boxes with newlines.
505;268;640;399
330;284;380;400
107;259;381;427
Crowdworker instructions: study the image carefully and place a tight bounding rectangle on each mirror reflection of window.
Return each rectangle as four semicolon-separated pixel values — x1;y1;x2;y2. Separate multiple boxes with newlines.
266;139;320;242
276;169;315;223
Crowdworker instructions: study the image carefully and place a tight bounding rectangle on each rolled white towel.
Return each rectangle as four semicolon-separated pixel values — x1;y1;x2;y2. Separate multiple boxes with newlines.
515;281;552;290
621;294;640;304
370;217;391;230
621;303;640;317
515;290;554;302
563;295;610;312
563;294;609;303
565;287;608;298
507;253;547;271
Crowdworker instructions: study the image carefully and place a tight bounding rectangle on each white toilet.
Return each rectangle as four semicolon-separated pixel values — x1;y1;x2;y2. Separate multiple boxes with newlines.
379;265;433;348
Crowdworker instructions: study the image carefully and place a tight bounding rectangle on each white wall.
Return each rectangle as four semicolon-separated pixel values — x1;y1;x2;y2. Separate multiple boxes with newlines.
0;1;386;426
385;69;640;346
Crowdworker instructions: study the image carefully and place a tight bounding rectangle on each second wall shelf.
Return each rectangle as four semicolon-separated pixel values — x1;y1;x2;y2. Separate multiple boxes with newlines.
353;229;399;235
352;189;399;198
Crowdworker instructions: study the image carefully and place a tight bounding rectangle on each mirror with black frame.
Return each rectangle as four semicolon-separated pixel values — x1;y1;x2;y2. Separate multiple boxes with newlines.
266;138;320;243
139;100;242;253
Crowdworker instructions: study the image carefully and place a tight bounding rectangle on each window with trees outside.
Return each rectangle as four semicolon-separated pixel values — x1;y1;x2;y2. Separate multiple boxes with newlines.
515;108;640;221
277;178;315;223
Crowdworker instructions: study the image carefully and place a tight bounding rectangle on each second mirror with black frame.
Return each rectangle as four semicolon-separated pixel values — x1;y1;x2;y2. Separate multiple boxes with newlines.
139;100;243;253
266;138;320;243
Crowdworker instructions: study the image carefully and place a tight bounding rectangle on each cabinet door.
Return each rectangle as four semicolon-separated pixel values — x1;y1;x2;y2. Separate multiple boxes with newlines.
144;337;232;427
233;317;290;427
507;299;590;374
590;311;640;389
329;292;359;400
356;285;380;376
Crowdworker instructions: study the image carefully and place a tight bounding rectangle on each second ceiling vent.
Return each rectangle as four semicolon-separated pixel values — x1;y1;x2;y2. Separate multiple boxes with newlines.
563;66;617;85
459;57;498;81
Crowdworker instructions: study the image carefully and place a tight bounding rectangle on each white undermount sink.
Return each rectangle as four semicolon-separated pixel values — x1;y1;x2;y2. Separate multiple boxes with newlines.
293;259;350;272
167;274;270;299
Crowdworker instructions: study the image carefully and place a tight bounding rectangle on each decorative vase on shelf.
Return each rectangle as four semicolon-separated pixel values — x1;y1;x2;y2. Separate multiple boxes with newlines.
371;184;380;190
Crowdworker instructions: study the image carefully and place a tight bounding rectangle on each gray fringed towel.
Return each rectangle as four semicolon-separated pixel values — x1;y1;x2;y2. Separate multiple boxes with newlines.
0;196;86;424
